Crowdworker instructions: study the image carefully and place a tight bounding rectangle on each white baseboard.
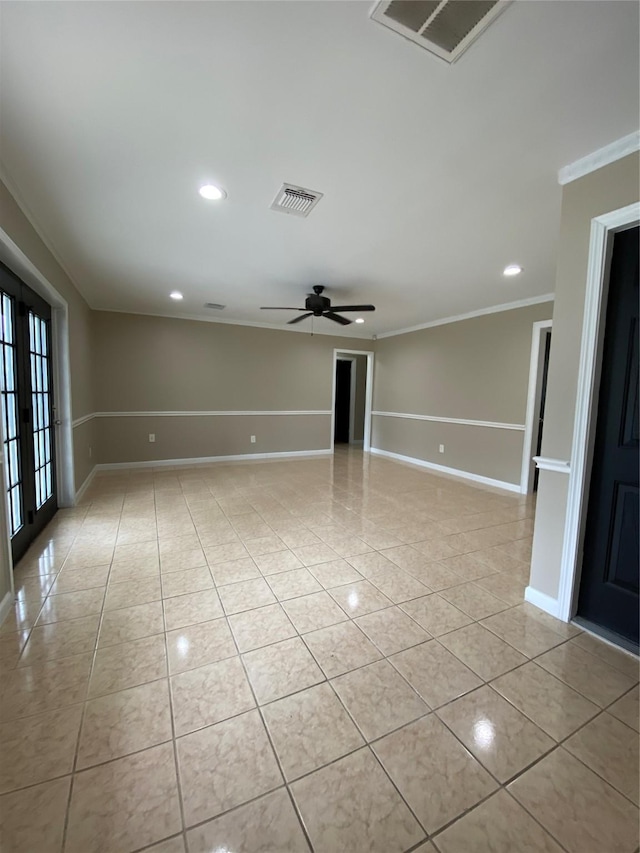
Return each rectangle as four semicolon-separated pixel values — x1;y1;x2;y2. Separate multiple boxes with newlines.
525;585;562;619
0;589;14;628
369;447;521;493
94;448;334;471
74;465;97;504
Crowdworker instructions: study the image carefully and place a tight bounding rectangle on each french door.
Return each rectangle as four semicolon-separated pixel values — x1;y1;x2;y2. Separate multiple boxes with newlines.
0;262;57;564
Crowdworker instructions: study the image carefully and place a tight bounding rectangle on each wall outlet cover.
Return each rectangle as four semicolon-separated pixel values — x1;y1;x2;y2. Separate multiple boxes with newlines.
439;444;445;453
250;435;256;443
149;433;156;443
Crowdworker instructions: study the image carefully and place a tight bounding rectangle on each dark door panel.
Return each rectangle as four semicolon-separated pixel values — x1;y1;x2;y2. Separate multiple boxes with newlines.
0;262;57;564
578;226;639;648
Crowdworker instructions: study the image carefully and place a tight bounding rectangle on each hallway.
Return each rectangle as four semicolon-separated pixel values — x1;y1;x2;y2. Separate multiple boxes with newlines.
1;449;638;852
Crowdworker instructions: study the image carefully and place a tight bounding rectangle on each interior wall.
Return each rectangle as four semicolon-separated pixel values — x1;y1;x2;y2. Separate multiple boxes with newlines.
529;153;640;600
0;178;95;495
353;353;367;442
371;301;554;485
92;311;367;464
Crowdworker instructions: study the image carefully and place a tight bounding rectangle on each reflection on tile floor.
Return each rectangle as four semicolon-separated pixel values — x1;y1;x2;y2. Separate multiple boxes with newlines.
0;448;638;852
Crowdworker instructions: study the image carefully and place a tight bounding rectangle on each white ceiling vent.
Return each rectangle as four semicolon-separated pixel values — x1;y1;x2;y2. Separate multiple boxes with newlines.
370;0;511;64
204;302;225;310
270;183;324;218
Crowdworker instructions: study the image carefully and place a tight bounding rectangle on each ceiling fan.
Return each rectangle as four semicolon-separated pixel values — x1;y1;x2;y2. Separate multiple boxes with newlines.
261;285;375;325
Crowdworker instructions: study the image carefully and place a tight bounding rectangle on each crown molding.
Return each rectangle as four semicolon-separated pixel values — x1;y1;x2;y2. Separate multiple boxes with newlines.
0;162;91;305
375;294;555;340
92;306;375;339
558;131;640;186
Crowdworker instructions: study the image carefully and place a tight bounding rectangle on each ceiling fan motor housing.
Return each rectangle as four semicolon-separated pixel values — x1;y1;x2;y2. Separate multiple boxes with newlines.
305;293;331;315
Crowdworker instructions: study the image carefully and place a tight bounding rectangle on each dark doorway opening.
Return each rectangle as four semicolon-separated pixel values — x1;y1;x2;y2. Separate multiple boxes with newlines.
533;329;552;492
334;359;352;444
577;225;639;650
0;262;58;564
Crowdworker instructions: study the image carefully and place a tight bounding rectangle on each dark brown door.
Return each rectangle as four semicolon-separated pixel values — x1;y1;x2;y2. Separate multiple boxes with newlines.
0;262;57;564
578;226;639;649
334;360;351;444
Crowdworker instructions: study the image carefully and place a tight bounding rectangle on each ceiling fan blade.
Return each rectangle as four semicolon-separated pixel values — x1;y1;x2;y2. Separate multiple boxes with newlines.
328;305;376;312
287;312;314;325
324;312;352;325
261;306;305;310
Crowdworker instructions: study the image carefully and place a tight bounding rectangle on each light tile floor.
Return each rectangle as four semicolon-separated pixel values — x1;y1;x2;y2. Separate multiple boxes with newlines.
1;448;638;853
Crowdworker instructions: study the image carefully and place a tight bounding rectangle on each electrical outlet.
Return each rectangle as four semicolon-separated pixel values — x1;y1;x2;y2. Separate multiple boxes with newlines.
149;433;156;443
250;435;256;444
88;446;92;458
439;444;445;453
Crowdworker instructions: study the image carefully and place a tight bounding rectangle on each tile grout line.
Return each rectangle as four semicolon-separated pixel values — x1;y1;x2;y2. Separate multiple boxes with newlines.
216;580;317;853
183;481;317;853
4;459;635;853
59;487;126;853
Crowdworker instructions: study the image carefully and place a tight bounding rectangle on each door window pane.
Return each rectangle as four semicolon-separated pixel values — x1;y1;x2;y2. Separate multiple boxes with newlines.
29;312;54;510
0;293;23;536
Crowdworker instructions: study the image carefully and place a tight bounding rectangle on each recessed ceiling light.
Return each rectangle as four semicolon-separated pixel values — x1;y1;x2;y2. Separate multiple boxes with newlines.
199;184;226;201
169;291;183;300
355;318;365;324
503;264;523;277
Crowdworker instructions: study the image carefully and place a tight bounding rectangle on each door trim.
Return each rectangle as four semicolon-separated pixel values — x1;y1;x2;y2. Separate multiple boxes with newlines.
557;202;640;623
0;229;75;509
331;349;375;452
520;320;553;493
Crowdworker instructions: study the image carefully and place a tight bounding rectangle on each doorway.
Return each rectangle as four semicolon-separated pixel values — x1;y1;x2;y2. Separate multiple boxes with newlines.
334;358;354;444
331;349;374;451
521;320;553;493
577;225;639;649
0;262;58;564
533;330;552;492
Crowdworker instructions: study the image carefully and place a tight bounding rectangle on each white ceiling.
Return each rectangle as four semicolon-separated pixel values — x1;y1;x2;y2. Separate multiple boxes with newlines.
0;1;638;338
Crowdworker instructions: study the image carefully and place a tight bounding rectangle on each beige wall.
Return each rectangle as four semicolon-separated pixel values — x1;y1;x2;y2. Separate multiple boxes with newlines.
73;418;95;493
97;414;331;465
0;180;95;424
0;177;95;607
353;354;367;442
0;461;11;604
371;301;554;485
530;154;640;600
0;180;95;497
92;311;366;463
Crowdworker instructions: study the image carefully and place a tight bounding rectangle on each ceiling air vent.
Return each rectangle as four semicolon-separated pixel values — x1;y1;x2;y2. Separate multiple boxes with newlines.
204;302;225;310
370;0;511;64
270;183;324;218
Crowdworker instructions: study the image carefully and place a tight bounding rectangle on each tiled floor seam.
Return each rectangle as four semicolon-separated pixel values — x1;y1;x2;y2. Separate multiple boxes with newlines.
157;490;192;849
60;495;127;853
223;599;316;853
427;678;639;843
6;460;636;853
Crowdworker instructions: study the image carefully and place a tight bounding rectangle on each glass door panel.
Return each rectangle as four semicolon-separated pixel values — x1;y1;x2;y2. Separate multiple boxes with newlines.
0;262;57;563
0;292;23;538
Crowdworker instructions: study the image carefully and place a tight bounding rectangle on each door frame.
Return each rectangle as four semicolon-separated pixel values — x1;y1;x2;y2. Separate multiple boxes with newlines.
334;356;357;444
557;201;640;622
520;319;553;493
331;349;375;452
0;227;75;592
